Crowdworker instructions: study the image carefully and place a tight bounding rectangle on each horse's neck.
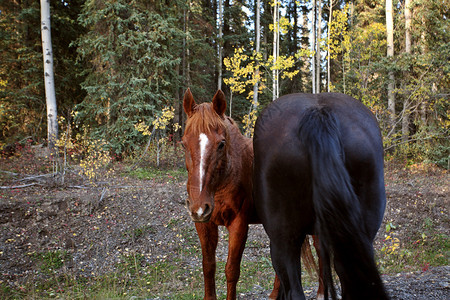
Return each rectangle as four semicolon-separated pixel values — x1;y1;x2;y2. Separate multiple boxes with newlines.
225;125;253;179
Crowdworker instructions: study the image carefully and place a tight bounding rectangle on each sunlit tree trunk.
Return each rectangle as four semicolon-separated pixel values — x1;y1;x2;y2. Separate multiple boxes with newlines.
252;0;260;109
312;0;316;93
386;0;396;127
327;0;333;92
402;0;412;141
316;0;322;93
272;0;279;101
40;0;58;156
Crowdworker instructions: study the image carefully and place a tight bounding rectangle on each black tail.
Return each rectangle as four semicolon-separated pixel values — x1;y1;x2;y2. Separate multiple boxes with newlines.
298;107;388;300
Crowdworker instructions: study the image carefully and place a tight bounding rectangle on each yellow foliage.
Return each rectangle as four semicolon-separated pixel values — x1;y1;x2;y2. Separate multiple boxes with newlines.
78;138;112;182
134;106;179;137
382;235;401;255
328;5;350;60
152;106;176;130
224;45;312;137
0;79;7;90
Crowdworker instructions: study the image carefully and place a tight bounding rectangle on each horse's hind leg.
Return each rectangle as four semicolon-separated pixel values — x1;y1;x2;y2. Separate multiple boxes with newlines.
270;235;307;300
312;235;325;300
268;275;281;299
196;222;219;300
225;216;249;300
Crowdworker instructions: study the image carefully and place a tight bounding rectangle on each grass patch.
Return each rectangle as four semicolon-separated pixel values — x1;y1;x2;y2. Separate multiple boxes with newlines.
377;219;449;274
127;166;187;182
33;250;71;275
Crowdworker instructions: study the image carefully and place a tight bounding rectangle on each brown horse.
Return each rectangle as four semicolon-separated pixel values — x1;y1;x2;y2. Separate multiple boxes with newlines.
181;89;323;300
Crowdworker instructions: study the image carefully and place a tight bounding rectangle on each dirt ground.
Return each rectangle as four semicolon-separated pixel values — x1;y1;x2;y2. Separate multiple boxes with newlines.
0;159;448;299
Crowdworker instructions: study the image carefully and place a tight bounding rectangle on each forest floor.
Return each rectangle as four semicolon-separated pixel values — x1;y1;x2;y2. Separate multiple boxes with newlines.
0;150;448;299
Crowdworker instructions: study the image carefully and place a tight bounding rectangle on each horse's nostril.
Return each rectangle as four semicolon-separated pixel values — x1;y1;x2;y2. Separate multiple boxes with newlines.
203;204;211;216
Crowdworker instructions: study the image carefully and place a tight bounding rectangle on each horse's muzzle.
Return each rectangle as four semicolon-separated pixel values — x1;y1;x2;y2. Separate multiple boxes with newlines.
185;198;214;223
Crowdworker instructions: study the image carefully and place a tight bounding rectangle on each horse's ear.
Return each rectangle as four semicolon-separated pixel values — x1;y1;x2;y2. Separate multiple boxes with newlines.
183;88;196;117
212;90;226;117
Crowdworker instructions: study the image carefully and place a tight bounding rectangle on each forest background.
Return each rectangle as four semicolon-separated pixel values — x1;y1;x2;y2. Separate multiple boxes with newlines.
0;0;448;169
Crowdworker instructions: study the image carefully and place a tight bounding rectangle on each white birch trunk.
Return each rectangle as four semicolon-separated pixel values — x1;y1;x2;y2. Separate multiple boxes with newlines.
386;0;396;126
316;0;322;93
312;0;316;94
40;0;58;156
272;0;279;101
402;0;412;140
252;0;260;109
327;0;333;92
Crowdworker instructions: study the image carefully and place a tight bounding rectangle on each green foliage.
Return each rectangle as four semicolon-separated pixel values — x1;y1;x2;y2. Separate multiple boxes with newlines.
0;0;447;167
33;250;71;275
378;219;449;274
74;0;182;154
0;0;85;144
128;167;186;182
0;1;44;143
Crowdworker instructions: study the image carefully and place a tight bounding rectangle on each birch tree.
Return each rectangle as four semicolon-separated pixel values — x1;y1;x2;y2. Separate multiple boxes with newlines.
272;0;279;100
327;0;333;92
312;0;316;93
386;0;395;127
40;0;58;156
252;0;261;110
402;0;412;140
316;0;322;93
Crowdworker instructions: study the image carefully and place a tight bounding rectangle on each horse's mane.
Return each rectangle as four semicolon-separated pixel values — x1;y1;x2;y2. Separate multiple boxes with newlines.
185;103;227;136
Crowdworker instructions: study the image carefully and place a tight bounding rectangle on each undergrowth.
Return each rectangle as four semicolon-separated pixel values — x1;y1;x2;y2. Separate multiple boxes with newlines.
377;218;449;274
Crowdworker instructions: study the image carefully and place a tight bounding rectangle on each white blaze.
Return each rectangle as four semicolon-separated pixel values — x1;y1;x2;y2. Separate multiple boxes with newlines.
199;133;209;192
196;207;204;218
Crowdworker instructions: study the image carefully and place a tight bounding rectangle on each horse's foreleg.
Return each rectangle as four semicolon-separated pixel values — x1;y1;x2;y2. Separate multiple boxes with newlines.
196;222;219;300
312;235;325;300
225;217;249;300
270;235;307;300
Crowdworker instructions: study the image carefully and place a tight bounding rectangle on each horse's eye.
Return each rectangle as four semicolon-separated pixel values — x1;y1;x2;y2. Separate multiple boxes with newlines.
218;140;225;150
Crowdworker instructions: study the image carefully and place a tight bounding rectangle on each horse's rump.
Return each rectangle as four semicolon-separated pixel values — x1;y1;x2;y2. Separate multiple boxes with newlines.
253;93;388;300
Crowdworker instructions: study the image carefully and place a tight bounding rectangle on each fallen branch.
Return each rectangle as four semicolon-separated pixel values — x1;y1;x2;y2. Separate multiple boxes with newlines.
0;183;39;189
17;173;56;182
0;170;19;176
384;135;448;152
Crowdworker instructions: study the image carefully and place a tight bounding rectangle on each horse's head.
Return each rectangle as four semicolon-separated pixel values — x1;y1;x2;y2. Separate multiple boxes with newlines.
182;88;228;222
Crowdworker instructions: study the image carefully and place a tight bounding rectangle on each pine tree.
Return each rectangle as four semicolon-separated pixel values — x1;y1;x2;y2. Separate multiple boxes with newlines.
0;0;85;145
75;0;182;153
0;1;44;143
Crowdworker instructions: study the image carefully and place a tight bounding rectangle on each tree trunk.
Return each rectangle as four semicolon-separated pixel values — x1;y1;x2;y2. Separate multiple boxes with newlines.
217;0;223;90
316;0;322;93
312;0;316;93
272;0;279;101
186;5;191;88
327;0;333;92
252;0;260;109
386;0;396;127
40;0;58;156
405;0;411;54
402;0;412;141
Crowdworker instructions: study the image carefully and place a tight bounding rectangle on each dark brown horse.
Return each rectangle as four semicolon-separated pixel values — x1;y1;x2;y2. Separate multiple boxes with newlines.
181;89;324;300
253;93;389;300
